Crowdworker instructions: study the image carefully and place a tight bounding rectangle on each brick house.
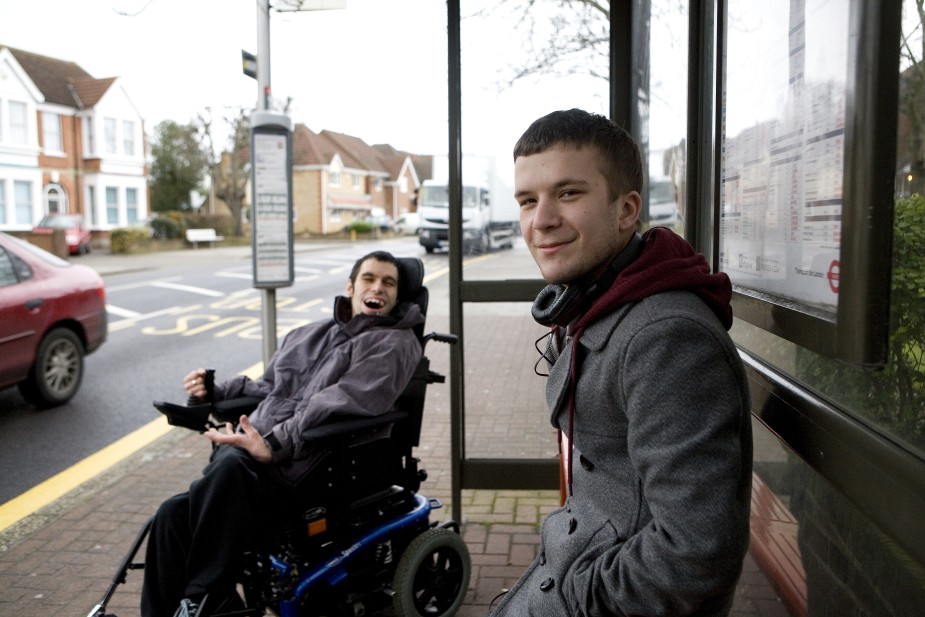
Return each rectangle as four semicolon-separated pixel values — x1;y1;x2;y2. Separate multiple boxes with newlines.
289;124;420;235
0;45;147;235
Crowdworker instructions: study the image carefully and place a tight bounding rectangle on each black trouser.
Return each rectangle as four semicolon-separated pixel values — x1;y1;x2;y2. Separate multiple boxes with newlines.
141;445;292;617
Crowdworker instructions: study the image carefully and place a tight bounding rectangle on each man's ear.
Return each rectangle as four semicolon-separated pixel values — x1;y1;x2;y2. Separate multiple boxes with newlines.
346;279;354;296
617;191;642;231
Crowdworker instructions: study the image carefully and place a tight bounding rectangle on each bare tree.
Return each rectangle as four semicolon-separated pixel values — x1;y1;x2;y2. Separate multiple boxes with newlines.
198;108;251;237
473;0;611;87
474;0;684;88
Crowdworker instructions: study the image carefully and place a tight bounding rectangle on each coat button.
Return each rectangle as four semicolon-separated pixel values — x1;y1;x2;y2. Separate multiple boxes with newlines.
568;517;577;534
579;454;594;470
540;577;555;591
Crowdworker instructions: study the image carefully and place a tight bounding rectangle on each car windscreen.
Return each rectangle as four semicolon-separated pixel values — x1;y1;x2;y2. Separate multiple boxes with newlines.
649;181;675;204
420;186;480;208
37;215;79;228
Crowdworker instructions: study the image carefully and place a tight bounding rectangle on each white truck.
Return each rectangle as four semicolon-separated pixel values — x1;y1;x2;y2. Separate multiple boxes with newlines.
417;155;519;254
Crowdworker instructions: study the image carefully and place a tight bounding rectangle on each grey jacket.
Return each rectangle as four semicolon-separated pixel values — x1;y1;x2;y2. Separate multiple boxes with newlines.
214;296;423;484
493;290;752;616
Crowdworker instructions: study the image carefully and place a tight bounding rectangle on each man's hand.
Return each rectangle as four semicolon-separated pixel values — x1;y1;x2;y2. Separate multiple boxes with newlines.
205;415;272;464
184;368;208;399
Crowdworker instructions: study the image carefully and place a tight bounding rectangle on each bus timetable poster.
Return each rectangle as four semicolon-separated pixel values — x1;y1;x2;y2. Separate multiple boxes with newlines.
720;0;848;314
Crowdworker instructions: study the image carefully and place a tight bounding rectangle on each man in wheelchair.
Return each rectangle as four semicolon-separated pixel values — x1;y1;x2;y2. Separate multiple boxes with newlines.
142;251;424;617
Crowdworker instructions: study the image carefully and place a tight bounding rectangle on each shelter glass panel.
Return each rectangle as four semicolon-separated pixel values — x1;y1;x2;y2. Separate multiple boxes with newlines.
731;0;925;459
643;0;689;236
456;1;608;470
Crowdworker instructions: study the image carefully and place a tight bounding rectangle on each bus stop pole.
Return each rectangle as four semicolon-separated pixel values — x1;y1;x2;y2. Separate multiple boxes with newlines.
257;0;277;365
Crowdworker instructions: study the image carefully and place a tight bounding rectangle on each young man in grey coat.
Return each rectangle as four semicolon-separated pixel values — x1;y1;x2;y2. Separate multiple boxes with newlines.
492;109;752;616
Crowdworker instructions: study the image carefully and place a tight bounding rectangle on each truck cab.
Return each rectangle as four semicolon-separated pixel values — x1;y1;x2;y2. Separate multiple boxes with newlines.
417;180;515;254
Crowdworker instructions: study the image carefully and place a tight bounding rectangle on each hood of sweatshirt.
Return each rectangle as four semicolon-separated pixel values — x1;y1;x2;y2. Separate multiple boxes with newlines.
550;226;733;498
574;226;732;332
332;295;425;337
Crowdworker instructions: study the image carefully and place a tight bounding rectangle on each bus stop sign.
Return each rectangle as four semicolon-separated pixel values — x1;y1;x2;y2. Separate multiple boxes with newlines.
250;111;294;289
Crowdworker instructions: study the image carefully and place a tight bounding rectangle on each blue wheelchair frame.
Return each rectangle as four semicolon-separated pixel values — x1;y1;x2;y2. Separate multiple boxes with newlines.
274;494;445;617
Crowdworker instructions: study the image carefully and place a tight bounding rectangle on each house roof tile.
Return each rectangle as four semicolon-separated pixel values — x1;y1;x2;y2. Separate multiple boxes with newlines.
70;76;117;107
292;124;327;165
1;45;115;108
320;130;388;172
293;123;415;181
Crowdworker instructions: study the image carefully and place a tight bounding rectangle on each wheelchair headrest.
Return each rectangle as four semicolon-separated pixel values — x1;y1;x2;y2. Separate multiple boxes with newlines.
397;257;426;313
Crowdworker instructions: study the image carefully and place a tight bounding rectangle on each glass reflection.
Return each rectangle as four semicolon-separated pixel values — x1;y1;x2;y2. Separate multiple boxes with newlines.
751;420;925;616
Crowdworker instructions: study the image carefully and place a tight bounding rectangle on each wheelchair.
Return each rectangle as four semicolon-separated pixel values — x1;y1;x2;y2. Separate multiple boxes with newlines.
87;258;469;617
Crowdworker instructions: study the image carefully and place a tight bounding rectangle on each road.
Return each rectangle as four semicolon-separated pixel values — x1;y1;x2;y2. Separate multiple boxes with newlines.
0;237;440;504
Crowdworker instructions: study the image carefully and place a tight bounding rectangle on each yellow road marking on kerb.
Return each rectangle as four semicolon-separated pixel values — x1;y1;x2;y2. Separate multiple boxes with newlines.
0;361;266;534
0;417;172;532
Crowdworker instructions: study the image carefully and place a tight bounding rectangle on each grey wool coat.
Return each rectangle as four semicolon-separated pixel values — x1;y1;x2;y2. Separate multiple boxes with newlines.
492;290;752;617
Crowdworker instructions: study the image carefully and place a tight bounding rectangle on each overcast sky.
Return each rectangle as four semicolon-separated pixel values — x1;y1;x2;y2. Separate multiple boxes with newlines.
1;0;686;164
1;0;450;152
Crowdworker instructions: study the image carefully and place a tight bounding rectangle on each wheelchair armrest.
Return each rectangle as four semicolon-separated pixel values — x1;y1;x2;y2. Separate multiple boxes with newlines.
213;396;264;422
300;411;409;446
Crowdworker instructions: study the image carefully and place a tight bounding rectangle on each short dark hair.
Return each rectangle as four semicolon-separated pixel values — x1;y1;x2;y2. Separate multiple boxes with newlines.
513;108;643;201
349;250;403;289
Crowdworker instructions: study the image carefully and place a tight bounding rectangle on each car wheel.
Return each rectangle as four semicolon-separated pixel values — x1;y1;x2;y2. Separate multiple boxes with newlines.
18;328;84;408
479;230;490;254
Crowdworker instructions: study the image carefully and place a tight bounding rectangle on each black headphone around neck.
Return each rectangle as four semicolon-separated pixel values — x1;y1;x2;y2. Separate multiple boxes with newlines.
531;232;644;328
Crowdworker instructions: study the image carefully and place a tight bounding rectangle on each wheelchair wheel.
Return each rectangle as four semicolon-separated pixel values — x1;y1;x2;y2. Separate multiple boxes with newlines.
392;528;470;617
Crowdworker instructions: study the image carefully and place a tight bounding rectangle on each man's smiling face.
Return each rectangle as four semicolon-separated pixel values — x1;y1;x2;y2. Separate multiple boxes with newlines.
347;258;400;317
515;145;639;285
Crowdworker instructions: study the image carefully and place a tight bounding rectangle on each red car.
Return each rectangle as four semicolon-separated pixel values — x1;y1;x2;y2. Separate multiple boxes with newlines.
0;232;107;407
32;213;93;255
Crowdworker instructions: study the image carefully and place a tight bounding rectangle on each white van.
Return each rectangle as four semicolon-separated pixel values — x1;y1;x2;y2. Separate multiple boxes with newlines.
648;177;679;226
393;212;420;236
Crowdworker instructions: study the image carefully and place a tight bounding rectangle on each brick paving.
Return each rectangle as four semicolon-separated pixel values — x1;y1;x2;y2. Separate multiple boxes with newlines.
0;245;789;617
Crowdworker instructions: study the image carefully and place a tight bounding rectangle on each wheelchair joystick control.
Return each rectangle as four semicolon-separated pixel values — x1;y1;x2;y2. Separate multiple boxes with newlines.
187;368;215;406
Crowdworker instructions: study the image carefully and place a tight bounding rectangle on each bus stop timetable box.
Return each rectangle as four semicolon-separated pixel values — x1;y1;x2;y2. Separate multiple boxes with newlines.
250;111;294;289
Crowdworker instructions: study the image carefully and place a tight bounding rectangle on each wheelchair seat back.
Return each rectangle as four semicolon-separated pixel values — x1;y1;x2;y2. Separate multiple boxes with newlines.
286;257;434;526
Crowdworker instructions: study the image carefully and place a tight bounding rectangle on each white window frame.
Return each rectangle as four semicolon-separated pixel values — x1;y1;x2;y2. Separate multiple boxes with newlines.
9;101;29;144
14;181;33;225
42;112;63;153
44;184;67;214
104;117;117;154
126;187;138;224
84;116;96;155
122;119;135;156
88;185;97;226
106;186;119;225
